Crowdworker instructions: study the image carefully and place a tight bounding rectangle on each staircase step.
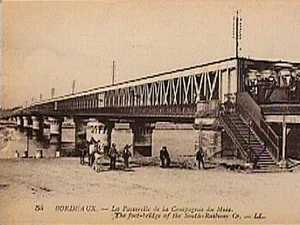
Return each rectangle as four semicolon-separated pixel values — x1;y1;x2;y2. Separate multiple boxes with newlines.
256;153;272;156
258;161;276;164
257;153;272;156
257;152;271;155
250;168;293;173
233;127;248;130
257;164;278;169
250;146;264;149
257;157;273;160
257;156;274;159
222;113;278;167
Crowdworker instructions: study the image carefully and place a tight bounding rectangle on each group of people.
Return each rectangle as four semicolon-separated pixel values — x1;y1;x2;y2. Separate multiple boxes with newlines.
107;143;132;170
81;138;132;171
159;146;206;169
14;149;29;158
82;140;206;171
246;70;300;103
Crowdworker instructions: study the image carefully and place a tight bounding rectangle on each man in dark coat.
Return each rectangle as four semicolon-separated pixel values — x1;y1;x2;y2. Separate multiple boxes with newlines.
88;137;97;167
80;149;87;165
165;147;171;168
108;143;118;170
196;146;205;169
122;144;132;168
160;146;171;168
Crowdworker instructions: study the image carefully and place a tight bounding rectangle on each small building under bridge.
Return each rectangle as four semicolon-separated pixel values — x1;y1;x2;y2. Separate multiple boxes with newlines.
6;57;300;171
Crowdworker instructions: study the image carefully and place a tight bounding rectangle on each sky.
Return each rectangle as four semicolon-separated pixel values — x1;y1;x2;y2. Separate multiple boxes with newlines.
2;0;300;108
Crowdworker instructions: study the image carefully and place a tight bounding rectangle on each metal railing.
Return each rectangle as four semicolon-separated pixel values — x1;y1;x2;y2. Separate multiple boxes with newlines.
219;113;249;160
261;103;300;115
74;104;197;118
236;92;280;161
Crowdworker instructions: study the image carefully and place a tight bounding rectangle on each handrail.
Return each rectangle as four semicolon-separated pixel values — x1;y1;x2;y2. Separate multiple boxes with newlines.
219;113;249;160
236;92;280;161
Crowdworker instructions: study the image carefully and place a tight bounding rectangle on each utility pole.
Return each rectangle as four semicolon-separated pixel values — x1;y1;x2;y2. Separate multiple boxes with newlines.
112;60;115;85
51;88;55;99
233;10;242;90
233;10;242;59
72;80;76;94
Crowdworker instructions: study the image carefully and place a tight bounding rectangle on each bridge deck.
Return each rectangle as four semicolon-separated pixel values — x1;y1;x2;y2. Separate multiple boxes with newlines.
261;104;300;115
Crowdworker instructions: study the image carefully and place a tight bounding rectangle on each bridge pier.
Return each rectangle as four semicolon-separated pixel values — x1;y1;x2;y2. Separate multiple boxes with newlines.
48;117;62;158
31;116;44;141
194;118;221;159
74;118;88;155
130;122;155;157
193;100;222;159
105;122;114;150
16;116;24;132
86;119;114;153
23;116;32;139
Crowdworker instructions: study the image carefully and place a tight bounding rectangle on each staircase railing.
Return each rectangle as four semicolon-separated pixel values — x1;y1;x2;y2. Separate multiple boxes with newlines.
219;113;249;160
236;92;280;161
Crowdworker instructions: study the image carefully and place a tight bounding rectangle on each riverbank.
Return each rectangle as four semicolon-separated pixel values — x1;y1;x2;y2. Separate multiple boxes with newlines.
0;158;299;225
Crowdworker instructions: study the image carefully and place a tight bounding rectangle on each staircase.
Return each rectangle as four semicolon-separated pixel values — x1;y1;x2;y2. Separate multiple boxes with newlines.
220;92;288;172
221;112;278;171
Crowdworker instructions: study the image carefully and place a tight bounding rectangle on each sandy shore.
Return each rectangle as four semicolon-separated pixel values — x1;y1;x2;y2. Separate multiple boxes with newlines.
0;157;300;225
0;128;300;224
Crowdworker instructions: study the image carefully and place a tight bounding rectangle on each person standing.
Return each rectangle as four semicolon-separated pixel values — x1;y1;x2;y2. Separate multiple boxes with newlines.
160;146;171;168
196;146;205;169
109;143;118;170
88;137;96;167
164;147;171;168
122;144;132;168
160;146;166;168
80;149;86;165
15;150;19;158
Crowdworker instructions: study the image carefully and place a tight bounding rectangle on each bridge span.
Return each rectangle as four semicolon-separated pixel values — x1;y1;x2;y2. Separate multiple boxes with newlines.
24;57;237;120
5;57;300;171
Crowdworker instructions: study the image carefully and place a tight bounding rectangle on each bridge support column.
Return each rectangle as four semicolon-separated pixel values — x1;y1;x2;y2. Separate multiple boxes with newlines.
74;118;88;155
194;100;221;159
280;121;288;168
105;122;115;150
48;117;62;158
16;116;24;132
23;116;32;139
85;119;114;154
130;122;155;157
32;116;43;141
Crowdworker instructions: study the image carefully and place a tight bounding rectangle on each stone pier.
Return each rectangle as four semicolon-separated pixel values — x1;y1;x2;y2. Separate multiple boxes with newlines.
48;117;62;157
16;116;24;132
74;118;88;155
23;116;32;139
31;116;44;141
130;122;155;157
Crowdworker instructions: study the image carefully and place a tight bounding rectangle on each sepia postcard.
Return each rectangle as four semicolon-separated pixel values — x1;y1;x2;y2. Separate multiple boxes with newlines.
1;1;300;225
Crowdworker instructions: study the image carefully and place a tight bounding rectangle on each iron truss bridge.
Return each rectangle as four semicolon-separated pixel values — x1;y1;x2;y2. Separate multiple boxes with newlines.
12;58;239;122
